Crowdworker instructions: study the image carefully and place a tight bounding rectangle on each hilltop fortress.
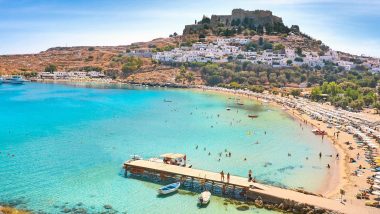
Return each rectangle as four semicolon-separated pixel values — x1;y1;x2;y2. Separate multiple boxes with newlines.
183;9;291;35
211;9;282;27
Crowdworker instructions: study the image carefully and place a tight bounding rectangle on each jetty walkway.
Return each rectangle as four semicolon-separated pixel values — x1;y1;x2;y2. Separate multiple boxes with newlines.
124;160;378;214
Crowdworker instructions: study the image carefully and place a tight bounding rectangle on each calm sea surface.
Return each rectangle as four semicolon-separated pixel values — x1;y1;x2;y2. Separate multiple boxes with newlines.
0;82;336;213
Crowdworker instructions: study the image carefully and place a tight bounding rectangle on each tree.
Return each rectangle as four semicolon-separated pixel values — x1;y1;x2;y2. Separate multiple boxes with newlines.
88;47;95;51
311;87;322;101
229;81;241;89
121;56;143;76
373;102;380;114
349;99;364;110
237;54;245;59
258;37;264;46
200;16;211;24
290;89;302;97
207;75;223;86
286;60;293;66
186;72;195;84
44;64;57;73
274;43;285;51
363;92;376;106
296;47;303;56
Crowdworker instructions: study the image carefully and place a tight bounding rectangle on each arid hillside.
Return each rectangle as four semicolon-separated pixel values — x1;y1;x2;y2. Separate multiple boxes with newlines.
0;37;181;74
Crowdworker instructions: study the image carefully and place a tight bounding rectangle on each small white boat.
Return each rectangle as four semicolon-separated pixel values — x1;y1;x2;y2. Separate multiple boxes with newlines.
4;76;24;84
198;191;211;205
158;182;180;195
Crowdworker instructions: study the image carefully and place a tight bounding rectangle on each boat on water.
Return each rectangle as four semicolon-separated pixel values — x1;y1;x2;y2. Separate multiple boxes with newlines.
248;114;258;118
312;129;327;135
158;182;180;195
198;191;211;205
0;77;3;84
226;107;231;111
4;76;24;84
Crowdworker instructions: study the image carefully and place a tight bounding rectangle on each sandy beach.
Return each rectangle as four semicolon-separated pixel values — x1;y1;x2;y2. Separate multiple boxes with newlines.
196;86;379;208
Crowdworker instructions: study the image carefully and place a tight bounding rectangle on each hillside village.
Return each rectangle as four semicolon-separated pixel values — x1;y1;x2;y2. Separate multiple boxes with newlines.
0;9;379;82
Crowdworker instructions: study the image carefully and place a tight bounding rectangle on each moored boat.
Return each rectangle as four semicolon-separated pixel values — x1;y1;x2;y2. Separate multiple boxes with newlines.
158;182;180;195
4;76;24;84
248;114;258;118
198;191;211;205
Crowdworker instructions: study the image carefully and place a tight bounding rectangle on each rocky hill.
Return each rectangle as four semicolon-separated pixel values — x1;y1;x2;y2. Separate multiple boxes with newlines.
0;37;179;75
0;8;378;88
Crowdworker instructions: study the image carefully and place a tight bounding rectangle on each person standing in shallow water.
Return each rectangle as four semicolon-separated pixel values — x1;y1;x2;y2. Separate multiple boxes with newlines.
319;152;322;159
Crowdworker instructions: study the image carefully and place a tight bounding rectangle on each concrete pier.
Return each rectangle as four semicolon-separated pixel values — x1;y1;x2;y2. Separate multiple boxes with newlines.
124;160;377;214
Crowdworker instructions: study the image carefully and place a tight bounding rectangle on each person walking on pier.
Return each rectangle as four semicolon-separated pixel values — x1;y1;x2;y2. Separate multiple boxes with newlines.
220;170;225;181
227;172;230;183
248;170;253;182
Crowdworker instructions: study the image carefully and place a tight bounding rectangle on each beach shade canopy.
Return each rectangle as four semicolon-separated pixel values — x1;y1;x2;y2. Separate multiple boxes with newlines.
373;184;380;190
375;179;380;184
372;190;380;196
160;153;186;159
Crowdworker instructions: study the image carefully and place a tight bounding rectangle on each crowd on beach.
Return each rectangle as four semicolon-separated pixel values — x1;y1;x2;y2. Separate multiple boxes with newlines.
199;85;380;207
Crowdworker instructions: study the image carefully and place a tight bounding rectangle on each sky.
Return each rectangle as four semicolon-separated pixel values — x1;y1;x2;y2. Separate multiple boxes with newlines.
0;0;380;57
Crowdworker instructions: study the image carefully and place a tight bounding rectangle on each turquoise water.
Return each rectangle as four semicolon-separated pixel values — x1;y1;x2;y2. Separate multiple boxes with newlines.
0;82;336;213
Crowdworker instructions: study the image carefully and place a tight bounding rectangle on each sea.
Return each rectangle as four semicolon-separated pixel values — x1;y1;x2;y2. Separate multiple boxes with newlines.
0;82;336;213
